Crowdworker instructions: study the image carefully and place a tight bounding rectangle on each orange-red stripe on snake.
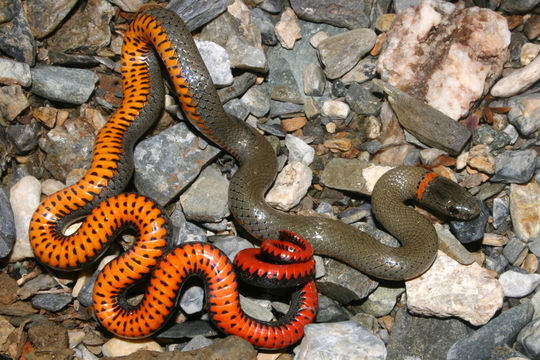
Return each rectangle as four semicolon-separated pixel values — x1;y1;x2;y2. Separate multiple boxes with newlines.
28;5;317;349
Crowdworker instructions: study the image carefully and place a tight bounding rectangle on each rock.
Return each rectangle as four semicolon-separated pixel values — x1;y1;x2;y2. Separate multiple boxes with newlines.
375;79;471;156
492;54;540;98
447;303;534;360
499;270;540;298
289;0;370;29
8;176;41;262
26;319;73;358
502;237;528;266
342;57;378;85
315;295;351;323
321;99;350;120
357;285;405;317
226;35;267;72
0;185;15;258
48;0;114;53
180;165;229;223
31;294;72;312
377;0;510;120
274;7;301;49
217;72;257;104
435;224;476;265
0;85;29;124
492;195;511;230
224;98;250;120
524;14;540;40
25;0;78;39
472;124;512;150
194;40;233;87
7;119;41;154
345;82;383;116
240;84;271;117
510;182;540;240
265;161;312;211
294;321;386;360
30;65;98;105
284;134;314;165
520;43;540;65
500;0;540;14
467;144;496;174
281;116;308;132
317;28;377;80
303;63;326;97
167;0;227;31
320;159;391;196
39;117;95;180
0;0;35;65
179;286;204;315
18;274;57;300
181;335;213;352
101;338;162;357
108;0;144;12
0;58;31;87
517;317;540;359
250;8;277;46
386;306;469;360
491;149;537;184
406;251;503;326
134;122;220;206
497;92;540;137
316;257;378;304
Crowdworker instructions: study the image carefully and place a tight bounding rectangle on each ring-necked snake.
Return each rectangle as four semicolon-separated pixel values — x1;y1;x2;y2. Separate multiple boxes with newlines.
28;4;480;348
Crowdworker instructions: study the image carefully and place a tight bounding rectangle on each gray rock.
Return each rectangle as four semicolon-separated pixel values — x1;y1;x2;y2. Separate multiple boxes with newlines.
169;205;208;247
490;149;538;184
180;286;204;314
0;185;15;258
447;303;535;360
342;57;378;85
303;63;326;97
345;82;383;116
357;286;405;317
156;320;219;339
317;28;377;80
500;93;540;137
226;35;267;72
314;294;352;323
295;321;386;360
316;257;378;304
269;57;303;104
500;0;540;14
315;201;334;217
0;58;31;87
502;237;527;266
268;100;304;119
167;0;227;31
393;0;423;13
17;274;57;300
285;134;315;165
387;306;470;360
31;294;72;312
448;197;488;244
250;8;277;46
484;252;509;274
77;270;99;307
224;98;250;121
492;195;510;230
290;0;370;29
30;65;98;105
39;118;95;180
195;40;232;87
134;122;220;206
180;165;229;223
530;238;540;257
472;124;512;150
517;317;540;359
217;72;257;104
375;79;472;156
240;84;271;117
260;0;281;13
181;335;213;351
499;270;540;298
0;0;35;65
25;0;77;39
489;345;528;360
210;235;254;262
7;119;41;154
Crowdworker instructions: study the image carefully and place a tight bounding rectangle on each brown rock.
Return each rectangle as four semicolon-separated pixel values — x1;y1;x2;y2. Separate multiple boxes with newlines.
510;181;540;240
467;144;495;174
524;14;540;40
324;138;352;152
281;117;307;132
0;274;18;305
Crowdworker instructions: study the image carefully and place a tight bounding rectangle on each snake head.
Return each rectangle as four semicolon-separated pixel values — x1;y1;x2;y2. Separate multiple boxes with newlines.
421;176;481;220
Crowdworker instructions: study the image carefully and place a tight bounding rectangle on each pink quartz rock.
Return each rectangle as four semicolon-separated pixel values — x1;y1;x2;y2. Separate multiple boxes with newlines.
377;0;510;120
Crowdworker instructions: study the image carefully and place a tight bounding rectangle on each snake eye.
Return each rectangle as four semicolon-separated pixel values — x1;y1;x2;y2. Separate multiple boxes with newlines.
448;205;458;216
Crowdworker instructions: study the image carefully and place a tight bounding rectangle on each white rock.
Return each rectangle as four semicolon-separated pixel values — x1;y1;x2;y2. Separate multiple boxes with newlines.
321;100;350;120
0;58;31;87
499;270;540;298
520;43;540;65
265;161;312;211
40;178;65;196
362;164;393;195
101;338;162;357
195;40;233;87
492;55;540;97
68;329;86;349
406;251;503;326
9;176;41;262
294;321;387;360
285;134;315;166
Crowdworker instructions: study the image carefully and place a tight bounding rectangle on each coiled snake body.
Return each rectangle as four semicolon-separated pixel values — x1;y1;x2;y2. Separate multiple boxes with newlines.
28;5;479;348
